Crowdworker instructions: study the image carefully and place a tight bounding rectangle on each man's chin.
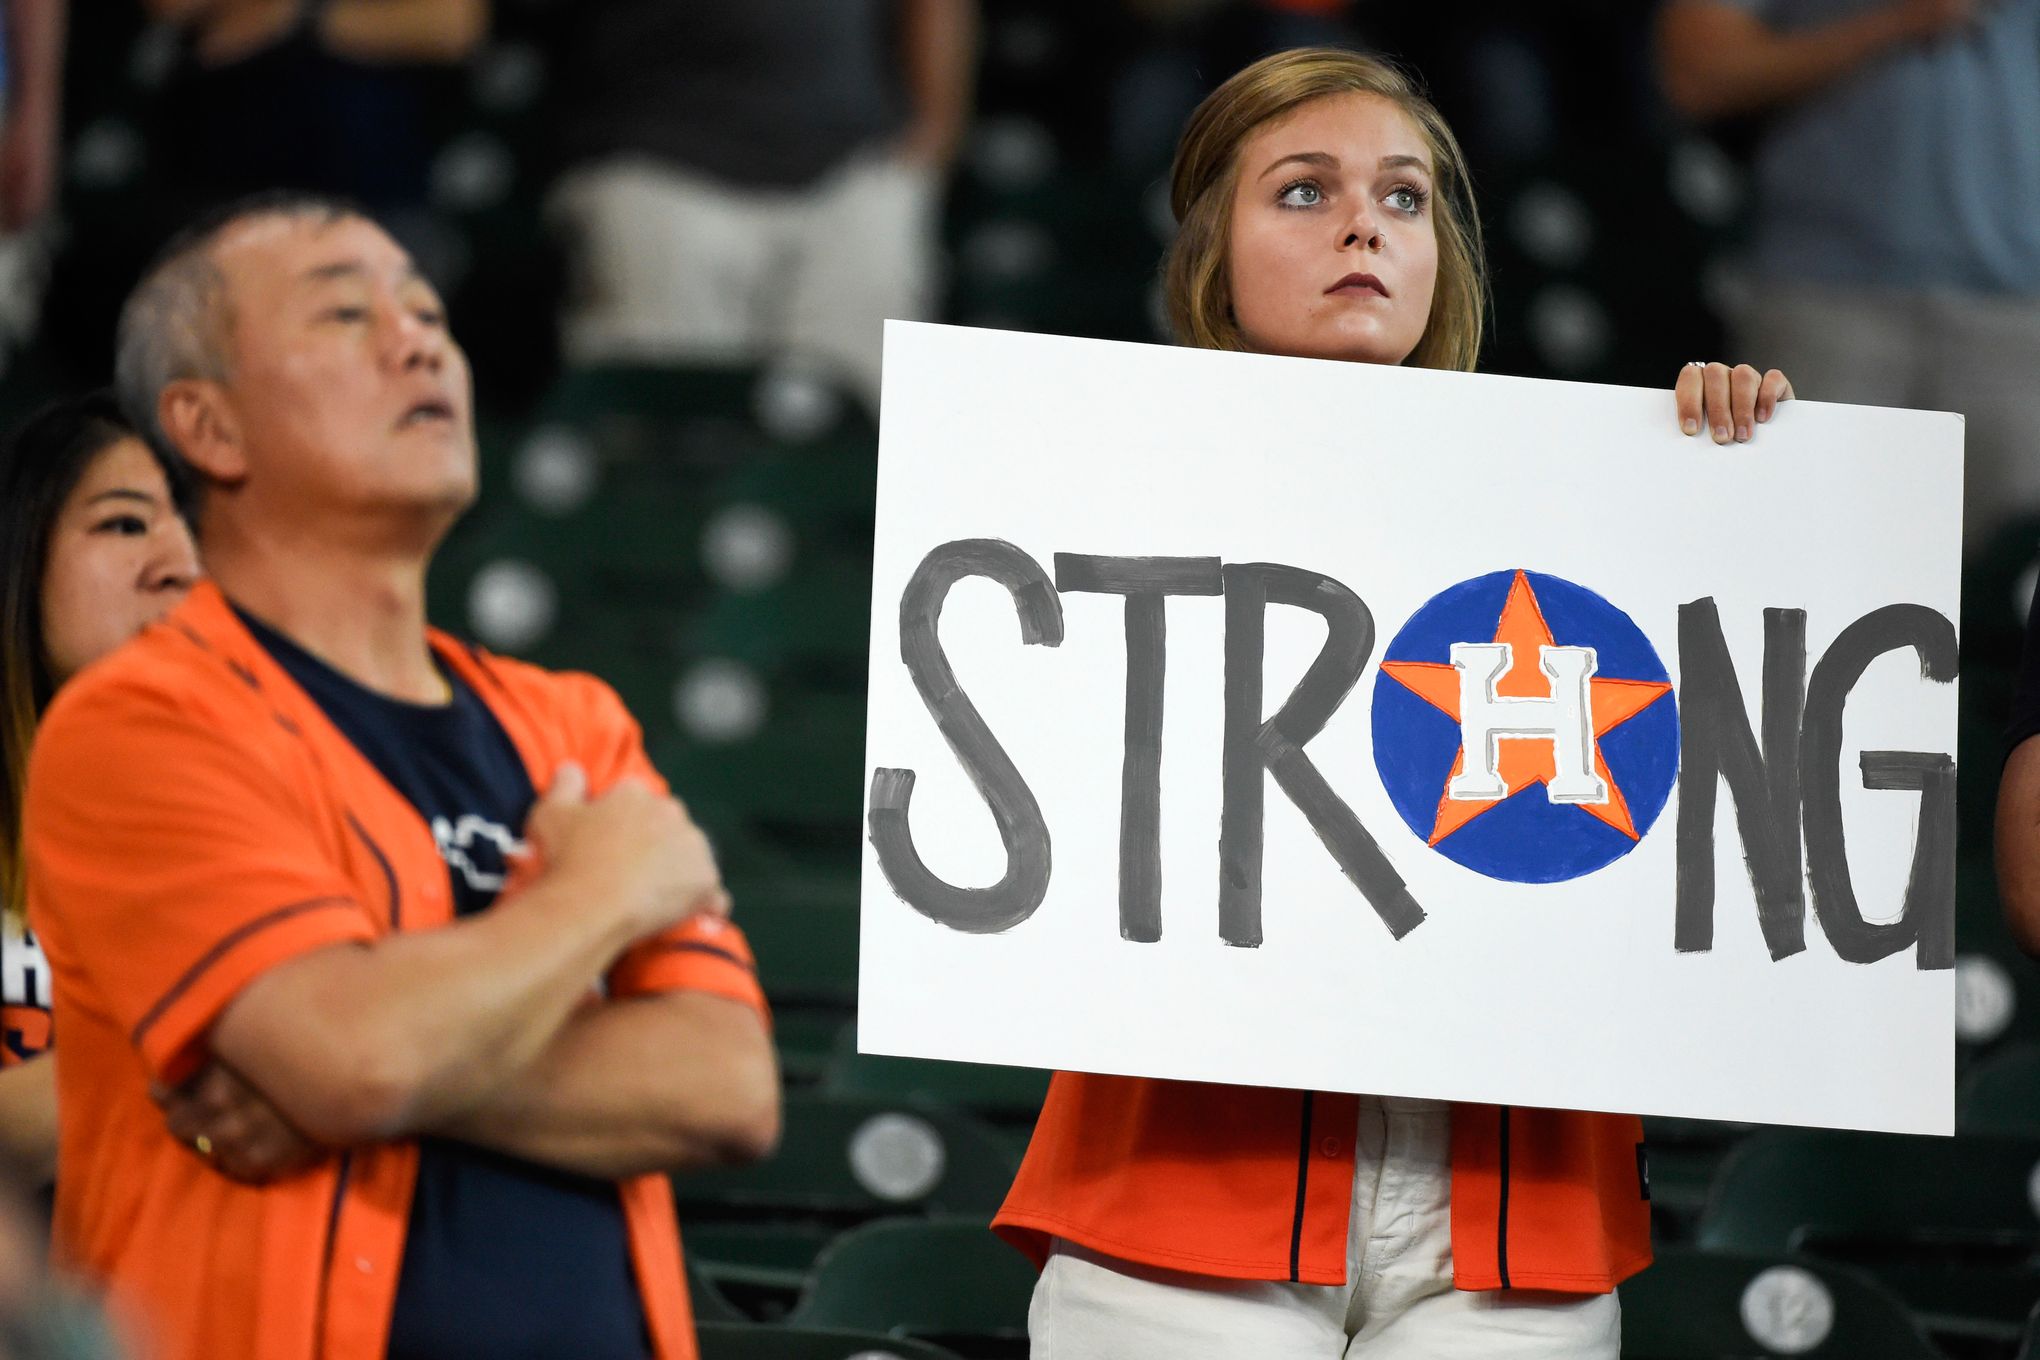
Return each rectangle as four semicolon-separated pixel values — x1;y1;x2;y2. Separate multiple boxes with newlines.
429;480;480;521
367;478;477;535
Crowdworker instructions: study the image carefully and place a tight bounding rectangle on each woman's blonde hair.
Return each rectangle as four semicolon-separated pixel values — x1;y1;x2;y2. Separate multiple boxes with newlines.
1162;47;1488;372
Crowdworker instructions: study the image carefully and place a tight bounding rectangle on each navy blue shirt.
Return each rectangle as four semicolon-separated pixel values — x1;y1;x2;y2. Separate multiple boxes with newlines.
236;607;648;1360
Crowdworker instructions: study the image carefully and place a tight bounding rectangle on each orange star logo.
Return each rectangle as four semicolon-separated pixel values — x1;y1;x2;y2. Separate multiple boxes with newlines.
1379;571;1673;847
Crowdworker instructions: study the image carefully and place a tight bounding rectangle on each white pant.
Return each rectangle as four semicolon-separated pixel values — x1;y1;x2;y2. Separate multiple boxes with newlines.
1027;1096;1620;1360
547;148;940;412
1728;277;2040;555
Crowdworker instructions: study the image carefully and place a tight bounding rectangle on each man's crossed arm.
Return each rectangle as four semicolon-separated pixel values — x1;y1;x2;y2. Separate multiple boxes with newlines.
173;766;779;1183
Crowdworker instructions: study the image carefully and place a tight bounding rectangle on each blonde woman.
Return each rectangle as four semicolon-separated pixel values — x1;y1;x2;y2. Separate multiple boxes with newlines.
992;48;1791;1359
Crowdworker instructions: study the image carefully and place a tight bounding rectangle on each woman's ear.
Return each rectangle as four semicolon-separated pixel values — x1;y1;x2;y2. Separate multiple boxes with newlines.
157;380;248;486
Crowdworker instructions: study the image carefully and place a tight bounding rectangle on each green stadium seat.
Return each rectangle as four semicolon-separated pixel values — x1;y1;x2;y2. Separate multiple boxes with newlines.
2017;1299;2040;1360
726;892;858;1010
1695;1130;2040;1345
542;362;871;469
689;815;861;1009
1637;1117;1760;1242
686;1222;841;1302
654;689;869;834
1951;857;2040;1066
548;363;763;428
672;1093;1021;1224
695;1323;964;1360
432;501;598;617
680;566;874;684
688;1259;750;1324
565;484;721;592
1960;515;2040;674
773;1014;855;1089
1960;1043;2040;1136
713;443;879;553
786;1218;1034;1357
1620;1248;1940;1359
820;1030;1048;1142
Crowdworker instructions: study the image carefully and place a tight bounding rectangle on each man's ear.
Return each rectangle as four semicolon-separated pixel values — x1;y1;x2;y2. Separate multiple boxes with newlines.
158;379;247;485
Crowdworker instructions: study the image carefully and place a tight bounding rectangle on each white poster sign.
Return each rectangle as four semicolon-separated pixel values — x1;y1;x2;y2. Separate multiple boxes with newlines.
859;321;1961;1135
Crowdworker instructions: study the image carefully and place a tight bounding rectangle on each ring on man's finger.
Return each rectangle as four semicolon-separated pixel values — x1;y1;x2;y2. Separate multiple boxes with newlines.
194;1134;214;1159
1686;360;1708;369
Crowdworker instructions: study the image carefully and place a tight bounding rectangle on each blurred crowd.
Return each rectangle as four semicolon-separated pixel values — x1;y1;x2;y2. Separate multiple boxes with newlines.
3;0;2032;504
2;1;2031;535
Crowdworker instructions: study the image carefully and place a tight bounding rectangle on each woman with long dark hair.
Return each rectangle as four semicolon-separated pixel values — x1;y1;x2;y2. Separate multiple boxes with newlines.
0;393;198;1182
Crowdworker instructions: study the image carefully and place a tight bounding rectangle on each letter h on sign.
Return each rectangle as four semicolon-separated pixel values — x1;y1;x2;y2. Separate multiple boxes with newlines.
1448;643;1608;805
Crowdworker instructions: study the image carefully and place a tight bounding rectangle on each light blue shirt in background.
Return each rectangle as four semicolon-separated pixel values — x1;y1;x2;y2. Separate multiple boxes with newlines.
1717;0;2040;294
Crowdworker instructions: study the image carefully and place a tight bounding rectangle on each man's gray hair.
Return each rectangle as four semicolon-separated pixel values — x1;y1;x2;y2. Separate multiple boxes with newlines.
112;190;365;471
113;248;229;463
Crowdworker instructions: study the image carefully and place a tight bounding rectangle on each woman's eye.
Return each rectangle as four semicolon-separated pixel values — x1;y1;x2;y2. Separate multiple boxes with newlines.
1386;186;1427;214
92;514;149;536
415;309;445;327
325;306;369;323
1277;179;1324;208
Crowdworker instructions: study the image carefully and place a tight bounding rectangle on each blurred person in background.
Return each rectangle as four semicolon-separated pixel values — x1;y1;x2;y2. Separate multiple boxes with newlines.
0;1171;122;1360
0;0;65;371
0;394;200;1189
1657;0;2040;556
24;193;777;1360
0;0;61;232
143;0;487;276
1113;0;1376;174
547;0;978;412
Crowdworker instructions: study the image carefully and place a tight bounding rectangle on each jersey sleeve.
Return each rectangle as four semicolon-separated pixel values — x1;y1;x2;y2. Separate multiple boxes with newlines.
607;914;766;1015
24;676;378;1086
558;672;771;1019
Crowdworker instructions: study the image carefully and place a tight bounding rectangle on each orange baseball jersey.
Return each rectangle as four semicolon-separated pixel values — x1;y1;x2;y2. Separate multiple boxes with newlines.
25;581;764;1360
995;1075;1652;1293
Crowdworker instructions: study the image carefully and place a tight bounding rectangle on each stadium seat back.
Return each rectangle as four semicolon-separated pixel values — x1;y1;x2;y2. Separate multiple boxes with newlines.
1695;1130;2040;1339
672;1093;1021;1220
695;1322;965;1360
785;1218;1035;1350
1621;1248;1941;1359
1960;1044;2040;1136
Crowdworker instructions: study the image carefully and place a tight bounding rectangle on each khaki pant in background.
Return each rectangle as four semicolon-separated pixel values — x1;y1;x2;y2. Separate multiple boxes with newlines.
1729;279;2040;557
548;148;940;412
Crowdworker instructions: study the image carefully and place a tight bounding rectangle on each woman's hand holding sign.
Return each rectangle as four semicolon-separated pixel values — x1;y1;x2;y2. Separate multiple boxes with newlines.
1676;361;1797;445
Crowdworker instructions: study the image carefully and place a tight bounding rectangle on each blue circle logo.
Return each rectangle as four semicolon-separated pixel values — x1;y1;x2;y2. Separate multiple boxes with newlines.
1371;569;1679;884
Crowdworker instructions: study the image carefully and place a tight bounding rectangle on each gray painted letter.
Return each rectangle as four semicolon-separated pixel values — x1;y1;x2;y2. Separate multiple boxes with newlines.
869;540;1063;933
1054;554;1225;942
1219;563;1426;947
1800;605;1958;970
1674;601;1808;960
